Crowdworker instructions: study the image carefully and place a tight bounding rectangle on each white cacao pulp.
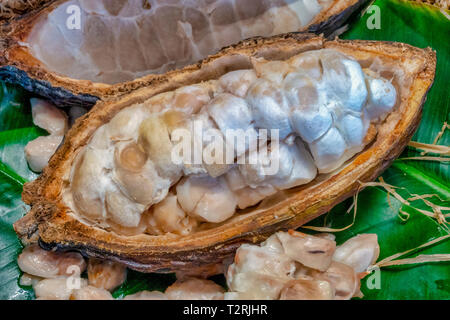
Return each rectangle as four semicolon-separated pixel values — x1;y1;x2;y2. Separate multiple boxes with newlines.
25;98;68;173
17;231;380;300
65;48;397;235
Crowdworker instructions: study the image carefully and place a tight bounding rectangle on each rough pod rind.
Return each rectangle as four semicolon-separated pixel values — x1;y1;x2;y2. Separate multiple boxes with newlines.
0;0;369;108
14;34;436;274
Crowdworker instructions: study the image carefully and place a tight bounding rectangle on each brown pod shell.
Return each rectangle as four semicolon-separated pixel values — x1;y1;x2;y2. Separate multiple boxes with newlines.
14;34;436;274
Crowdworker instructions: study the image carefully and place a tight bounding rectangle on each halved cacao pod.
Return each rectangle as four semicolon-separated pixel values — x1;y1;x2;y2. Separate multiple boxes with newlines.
0;0;368;108
14;34;436;274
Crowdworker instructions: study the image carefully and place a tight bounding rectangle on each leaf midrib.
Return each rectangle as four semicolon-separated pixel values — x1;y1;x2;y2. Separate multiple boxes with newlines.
0;161;26;188
392;161;450;199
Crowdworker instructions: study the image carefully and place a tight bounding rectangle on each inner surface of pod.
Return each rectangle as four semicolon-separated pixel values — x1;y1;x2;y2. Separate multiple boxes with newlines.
27;0;336;84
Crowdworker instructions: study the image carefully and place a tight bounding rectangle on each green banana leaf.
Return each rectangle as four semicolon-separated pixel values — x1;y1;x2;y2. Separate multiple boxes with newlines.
0;0;448;300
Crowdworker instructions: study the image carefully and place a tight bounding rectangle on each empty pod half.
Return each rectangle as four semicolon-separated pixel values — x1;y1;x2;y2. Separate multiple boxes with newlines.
0;0;368;107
